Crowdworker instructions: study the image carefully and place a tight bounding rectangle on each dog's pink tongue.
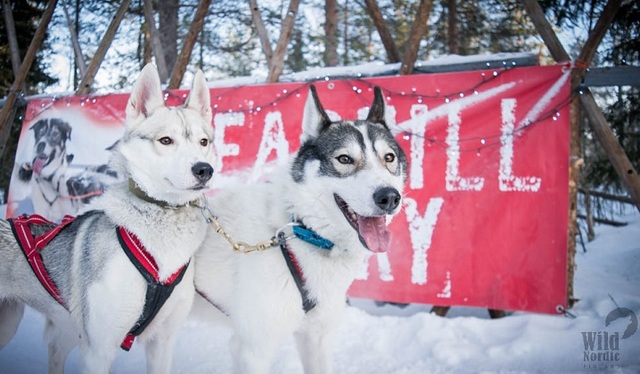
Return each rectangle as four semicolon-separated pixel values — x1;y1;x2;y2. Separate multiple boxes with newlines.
32;156;46;175
357;216;391;253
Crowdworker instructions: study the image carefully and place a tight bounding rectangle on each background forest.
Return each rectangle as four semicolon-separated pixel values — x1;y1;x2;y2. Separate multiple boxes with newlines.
0;0;638;220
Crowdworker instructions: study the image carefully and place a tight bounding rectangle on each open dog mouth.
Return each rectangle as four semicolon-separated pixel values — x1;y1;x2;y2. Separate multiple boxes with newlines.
32;153;52;176
334;194;392;253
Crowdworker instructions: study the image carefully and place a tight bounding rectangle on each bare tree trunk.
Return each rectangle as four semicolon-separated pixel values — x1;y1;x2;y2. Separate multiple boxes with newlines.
447;0;458;54
143;24;152;65
364;0;400;63
0;0;58;158
143;0;168;82
249;0;274;69
61;0;86;78
76;0;131;95
343;0;349;64
266;0;301;83
324;0;338;66
399;0;433;75
168;0;211;89
159;0;178;75
2;0;25;92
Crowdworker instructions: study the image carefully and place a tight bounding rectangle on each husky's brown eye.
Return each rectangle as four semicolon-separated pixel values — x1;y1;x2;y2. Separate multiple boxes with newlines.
200;138;209;147
158;137;173;145
336;155;354;165
384;153;396;163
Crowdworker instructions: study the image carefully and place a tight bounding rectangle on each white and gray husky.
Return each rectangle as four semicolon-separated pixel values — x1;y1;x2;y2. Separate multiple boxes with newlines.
0;64;216;373
194;85;408;373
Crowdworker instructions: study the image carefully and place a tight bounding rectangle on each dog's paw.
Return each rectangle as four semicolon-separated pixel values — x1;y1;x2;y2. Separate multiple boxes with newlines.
18;163;33;181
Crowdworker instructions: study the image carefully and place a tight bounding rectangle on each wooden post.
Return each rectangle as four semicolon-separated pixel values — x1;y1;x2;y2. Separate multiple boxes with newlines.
61;0;87;77
249;0;274;70
2;0;26;92
143;0;168;83
566;98;581;307
266;0;301;83
324;0;339;66
76;0;130;95
488;309;506;319
519;0;570;62
399;0;433;75
430;306;450;317
572;0;622;85
0;0;58;157
580;89;640;212
168;0;211;89
363;0;400;63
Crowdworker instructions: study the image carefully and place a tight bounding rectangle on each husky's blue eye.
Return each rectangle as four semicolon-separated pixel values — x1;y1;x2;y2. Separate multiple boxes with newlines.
200;138;209;147
158;137;173;145
336;155;353;165
384;153;395;163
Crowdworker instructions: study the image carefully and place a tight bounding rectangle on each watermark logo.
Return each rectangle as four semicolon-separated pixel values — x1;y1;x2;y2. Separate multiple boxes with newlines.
582;306;638;370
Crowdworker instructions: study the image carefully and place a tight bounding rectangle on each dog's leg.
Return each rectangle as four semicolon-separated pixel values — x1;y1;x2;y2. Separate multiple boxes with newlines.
294;313;339;374
230;311;299;374
144;334;179;374
79;336;119;374
145;281;194;374
0;299;25;348
230;333;280;374
45;317;78;374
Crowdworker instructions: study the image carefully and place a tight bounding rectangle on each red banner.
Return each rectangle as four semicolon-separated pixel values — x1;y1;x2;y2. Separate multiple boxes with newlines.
7;64;571;314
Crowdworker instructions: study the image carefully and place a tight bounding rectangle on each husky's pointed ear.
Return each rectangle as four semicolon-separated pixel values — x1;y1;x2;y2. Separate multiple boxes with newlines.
185;69;212;124
301;85;332;142
126;64;165;123
366;86;388;128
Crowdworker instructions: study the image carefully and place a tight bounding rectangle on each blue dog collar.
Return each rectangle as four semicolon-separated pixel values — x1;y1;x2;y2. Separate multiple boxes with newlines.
292;225;334;250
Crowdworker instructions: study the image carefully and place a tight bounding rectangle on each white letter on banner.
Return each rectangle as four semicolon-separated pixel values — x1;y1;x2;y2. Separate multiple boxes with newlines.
499;99;541;192
445;105;484;191
214;112;244;172
354;251;394;282
251;111;289;181
396;104;429;190
404;197;444;285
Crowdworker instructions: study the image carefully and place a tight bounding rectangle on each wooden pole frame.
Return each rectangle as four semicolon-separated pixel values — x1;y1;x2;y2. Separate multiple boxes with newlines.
76;0;131;95
143;0;168;83
0;0;58;158
519;0;638;313
168;0;211;89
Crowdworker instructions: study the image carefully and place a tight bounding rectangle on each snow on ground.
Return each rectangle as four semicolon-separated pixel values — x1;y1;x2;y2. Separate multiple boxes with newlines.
1;206;639;373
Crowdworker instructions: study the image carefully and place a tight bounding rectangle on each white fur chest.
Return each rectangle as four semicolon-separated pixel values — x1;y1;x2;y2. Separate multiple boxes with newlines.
94;184;208;282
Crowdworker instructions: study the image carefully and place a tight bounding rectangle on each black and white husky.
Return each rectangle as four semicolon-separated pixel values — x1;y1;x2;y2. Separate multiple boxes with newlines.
17;117;79;221
194;85;408;373
0;64;216;373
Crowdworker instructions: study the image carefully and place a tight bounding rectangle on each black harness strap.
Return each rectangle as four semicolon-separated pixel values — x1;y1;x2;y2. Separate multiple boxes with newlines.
280;243;316;313
116;227;189;351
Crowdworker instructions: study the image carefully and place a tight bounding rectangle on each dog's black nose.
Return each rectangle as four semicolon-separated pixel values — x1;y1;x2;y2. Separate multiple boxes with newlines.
192;162;214;183
373;187;401;213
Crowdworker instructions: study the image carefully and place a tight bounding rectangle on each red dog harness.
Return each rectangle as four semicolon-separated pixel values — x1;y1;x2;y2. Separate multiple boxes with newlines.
8;213;189;351
9;214;74;309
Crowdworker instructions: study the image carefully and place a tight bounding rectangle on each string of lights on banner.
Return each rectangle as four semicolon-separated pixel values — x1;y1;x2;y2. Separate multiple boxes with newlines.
20;63;574;156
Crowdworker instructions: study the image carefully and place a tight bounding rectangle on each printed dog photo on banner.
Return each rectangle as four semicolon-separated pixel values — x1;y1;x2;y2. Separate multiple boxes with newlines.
7;100;127;222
